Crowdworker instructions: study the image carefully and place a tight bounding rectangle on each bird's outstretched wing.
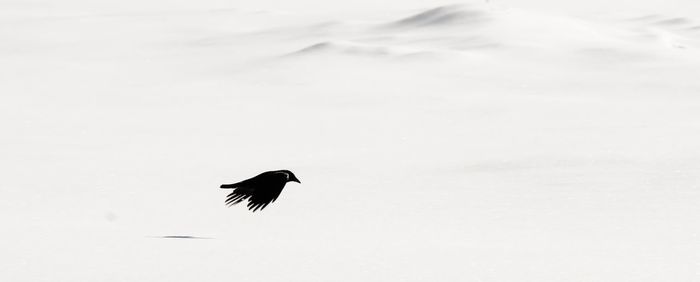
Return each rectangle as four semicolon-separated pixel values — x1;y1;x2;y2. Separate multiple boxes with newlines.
223;172;288;212
225;187;254;206
225;187;283;212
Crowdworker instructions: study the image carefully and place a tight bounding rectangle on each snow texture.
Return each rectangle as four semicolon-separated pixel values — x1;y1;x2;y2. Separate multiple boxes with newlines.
2;1;700;281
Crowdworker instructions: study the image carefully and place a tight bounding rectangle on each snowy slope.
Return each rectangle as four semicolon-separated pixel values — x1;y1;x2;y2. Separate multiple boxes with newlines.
2;1;700;282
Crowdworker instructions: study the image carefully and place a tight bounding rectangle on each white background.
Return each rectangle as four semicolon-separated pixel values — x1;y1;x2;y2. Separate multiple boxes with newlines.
2;1;700;281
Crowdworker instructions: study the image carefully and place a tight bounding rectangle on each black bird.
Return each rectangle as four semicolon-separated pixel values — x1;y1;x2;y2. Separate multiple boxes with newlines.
220;170;300;212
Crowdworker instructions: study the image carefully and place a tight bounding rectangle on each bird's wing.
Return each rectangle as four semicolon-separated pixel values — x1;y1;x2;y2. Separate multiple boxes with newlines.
245;185;284;212
225;187;254;206
225;173;287;212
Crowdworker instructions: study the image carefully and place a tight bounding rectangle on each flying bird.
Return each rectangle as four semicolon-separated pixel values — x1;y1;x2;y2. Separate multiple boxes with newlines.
220;170;300;212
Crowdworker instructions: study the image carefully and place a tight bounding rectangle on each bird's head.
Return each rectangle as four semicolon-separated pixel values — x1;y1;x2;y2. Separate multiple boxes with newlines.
281;170;301;184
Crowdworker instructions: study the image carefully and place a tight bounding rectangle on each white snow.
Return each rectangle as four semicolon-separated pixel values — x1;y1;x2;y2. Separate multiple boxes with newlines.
2;1;700;281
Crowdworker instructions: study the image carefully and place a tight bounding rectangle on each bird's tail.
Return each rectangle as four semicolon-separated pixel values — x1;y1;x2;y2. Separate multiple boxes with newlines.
220;184;237;189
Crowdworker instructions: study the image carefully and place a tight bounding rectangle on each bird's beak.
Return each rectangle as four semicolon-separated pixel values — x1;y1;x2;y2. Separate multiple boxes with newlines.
292;177;301;183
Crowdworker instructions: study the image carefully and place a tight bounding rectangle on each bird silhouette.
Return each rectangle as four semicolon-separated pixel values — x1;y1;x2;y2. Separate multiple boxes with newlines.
220;170;300;212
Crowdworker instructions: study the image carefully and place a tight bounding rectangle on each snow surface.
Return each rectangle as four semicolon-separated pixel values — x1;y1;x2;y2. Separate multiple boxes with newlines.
2;1;700;281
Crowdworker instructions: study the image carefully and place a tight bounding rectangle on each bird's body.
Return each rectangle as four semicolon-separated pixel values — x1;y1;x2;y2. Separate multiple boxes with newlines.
220;170;300;212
